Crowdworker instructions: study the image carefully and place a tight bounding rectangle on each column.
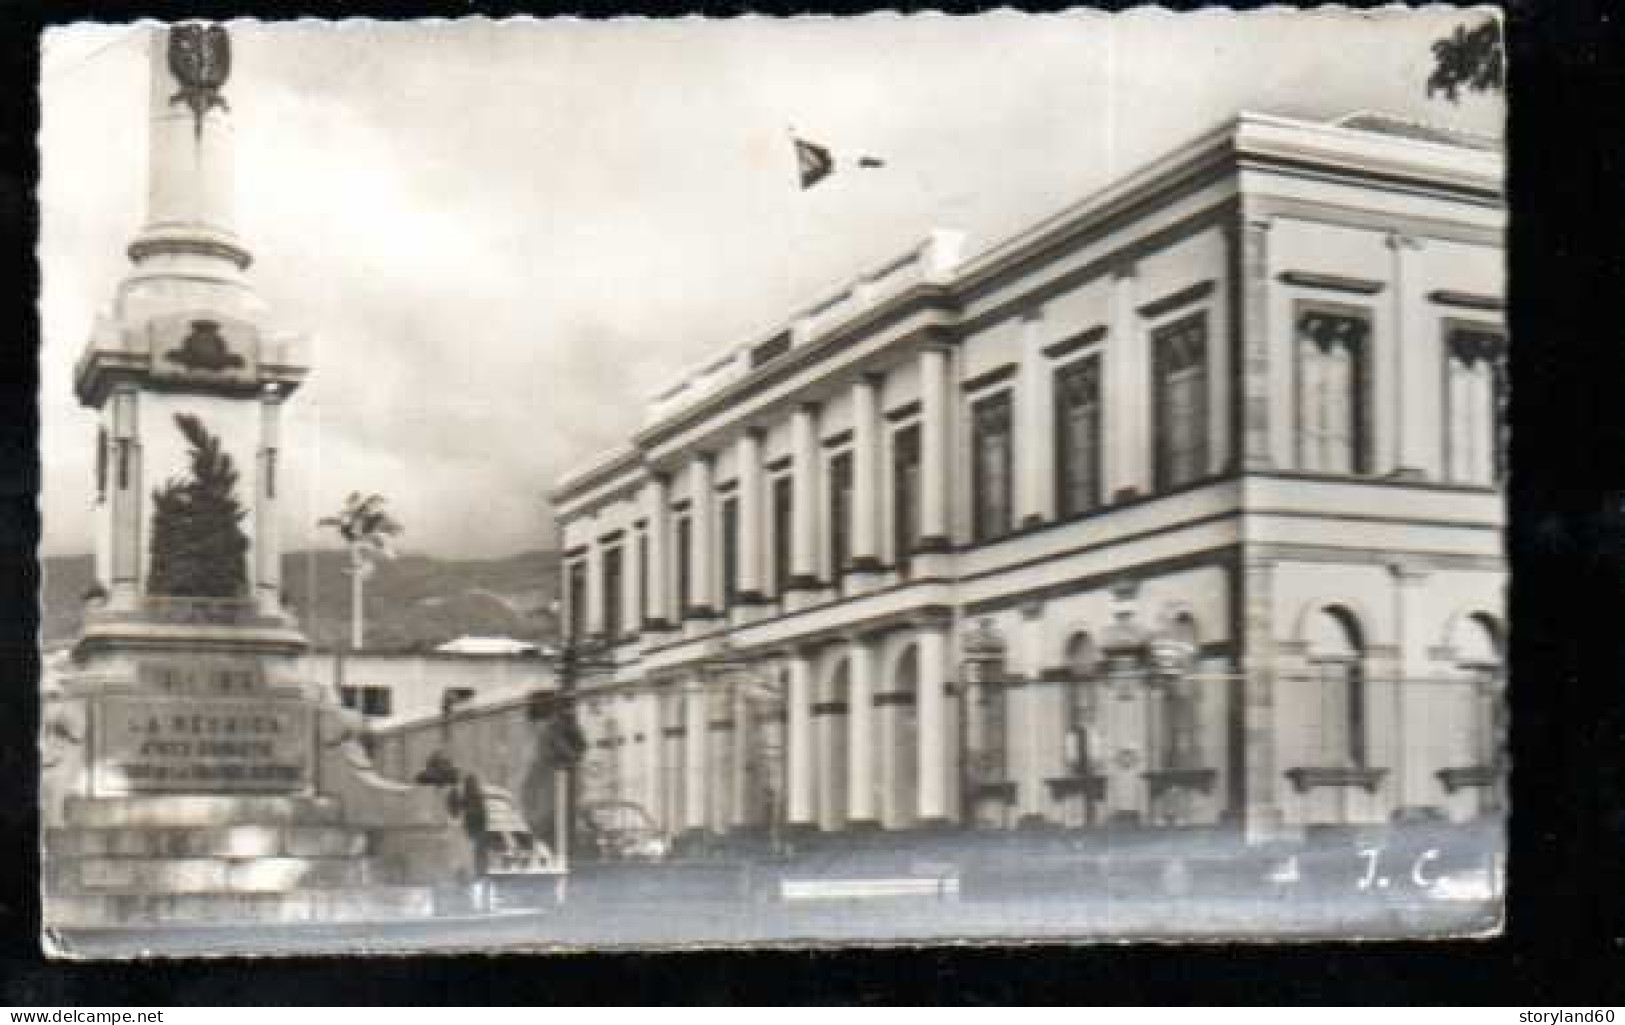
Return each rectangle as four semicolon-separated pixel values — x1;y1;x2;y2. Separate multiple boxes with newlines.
918;346;952;551
109;385;142;603
584;537;605;637
1241;556;1281;841
736;430;765;602
689;454;715;616
1390;563;1431;813
846;635;879;827
1388;231;1429;480
1017;311;1054;527
786;649;815;828
254;386;283;615
730;682;751;829
789;404;821;589
916;621;951;824
682;678;709;835
644;475;671;629
1234;215;1275;471
1106;262;1143;499
624;528;642;638
1014;603;1047;826
850;376;881;572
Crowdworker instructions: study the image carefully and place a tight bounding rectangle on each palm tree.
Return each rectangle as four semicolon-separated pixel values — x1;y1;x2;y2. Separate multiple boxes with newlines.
318;492;403;651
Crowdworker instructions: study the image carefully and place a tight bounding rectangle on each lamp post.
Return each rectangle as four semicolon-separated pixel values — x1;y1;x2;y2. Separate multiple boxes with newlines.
533;601;612;872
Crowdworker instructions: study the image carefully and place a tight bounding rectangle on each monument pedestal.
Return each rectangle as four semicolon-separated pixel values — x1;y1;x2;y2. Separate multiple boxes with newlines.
42;605;468;929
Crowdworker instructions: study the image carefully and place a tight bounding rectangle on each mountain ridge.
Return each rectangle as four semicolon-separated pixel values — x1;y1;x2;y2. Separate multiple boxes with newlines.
40;549;561;652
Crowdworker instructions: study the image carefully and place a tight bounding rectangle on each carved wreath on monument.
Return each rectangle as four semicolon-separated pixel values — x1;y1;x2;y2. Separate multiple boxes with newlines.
147;413;250;599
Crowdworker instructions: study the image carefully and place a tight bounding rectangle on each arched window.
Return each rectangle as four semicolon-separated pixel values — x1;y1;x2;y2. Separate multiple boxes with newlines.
1160;612;1202;770
1453;613;1506;798
1306;606;1367;767
1063;632;1101;774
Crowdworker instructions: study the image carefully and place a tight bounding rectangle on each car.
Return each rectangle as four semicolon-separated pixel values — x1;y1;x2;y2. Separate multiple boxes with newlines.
577;799;669;862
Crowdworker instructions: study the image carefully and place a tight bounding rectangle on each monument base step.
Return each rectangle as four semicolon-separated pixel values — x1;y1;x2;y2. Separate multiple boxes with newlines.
51;854;377;894
64;794;344;830
45;885;438;928
46;824;368;860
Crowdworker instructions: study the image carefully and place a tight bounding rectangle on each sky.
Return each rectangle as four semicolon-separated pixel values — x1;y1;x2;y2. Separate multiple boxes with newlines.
37;11;1503;559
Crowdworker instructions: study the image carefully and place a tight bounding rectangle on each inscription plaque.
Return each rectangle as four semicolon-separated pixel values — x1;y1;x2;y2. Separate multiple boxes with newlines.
92;695;312;795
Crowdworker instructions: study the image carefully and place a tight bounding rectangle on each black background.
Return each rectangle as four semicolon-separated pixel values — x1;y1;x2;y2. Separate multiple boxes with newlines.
2;0;1622;1005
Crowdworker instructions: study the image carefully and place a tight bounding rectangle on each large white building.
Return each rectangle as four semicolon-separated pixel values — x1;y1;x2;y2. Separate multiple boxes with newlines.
550;111;1506;847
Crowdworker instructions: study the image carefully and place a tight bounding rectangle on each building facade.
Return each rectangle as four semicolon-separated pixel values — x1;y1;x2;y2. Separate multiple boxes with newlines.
549;111;1506;846
298;647;552;726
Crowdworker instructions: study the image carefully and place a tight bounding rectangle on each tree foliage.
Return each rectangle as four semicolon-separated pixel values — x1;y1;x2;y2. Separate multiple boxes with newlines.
319;491;403;562
1428;19;1505;102
147;413;250;598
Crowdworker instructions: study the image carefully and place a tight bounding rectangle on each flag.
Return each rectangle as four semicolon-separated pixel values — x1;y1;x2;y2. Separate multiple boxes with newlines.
792;132;888;189
794;136;833;189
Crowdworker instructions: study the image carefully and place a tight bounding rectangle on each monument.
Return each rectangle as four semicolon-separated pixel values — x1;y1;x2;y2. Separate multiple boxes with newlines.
42;24;463;930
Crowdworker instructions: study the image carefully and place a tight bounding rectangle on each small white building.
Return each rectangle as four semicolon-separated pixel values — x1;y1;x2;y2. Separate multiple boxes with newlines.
298;645;553;726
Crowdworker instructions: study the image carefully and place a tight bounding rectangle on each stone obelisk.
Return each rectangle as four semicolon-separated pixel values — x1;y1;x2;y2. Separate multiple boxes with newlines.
43;24;459;931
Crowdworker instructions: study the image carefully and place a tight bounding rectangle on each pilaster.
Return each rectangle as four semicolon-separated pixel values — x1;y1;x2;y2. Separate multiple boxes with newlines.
849;376;882;576
917;346;952;552
253;386;282;615
688;454;716;617
916;621;952;824
109;385;143;605
643;475;671;630
1235;215;1274;471
789;404;822;590
786;648;815;827
1388;231;1430;480
1017;310;1053;527
682;678;709;834
735;430;765;603
845;632;880;828
1106;261;1144;500
1241;556;1281;840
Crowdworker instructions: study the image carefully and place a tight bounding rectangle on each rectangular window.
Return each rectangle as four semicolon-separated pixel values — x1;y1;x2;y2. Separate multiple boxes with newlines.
360;685;392;718
1444;326;1507;486
1054;355;1103;517
676;517;692;617
772;475;793;596
602;545;623;641
892;425;921;571
1154;313;1210;490
637;531;649;623
829;450;853;577
1296;309;1371;476
972;391;1014;543
566;560;588;641
339;685;359;711
721;495;739;609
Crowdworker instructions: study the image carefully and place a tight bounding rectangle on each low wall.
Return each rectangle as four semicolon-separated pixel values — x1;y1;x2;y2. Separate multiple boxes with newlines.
369;696;558;839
